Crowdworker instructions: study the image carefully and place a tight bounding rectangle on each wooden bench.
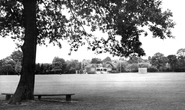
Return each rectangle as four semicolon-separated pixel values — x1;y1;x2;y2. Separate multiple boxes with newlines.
1;93;75;101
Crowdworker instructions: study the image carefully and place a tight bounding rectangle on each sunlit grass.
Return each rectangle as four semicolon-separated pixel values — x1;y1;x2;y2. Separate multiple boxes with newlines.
1;73;185;110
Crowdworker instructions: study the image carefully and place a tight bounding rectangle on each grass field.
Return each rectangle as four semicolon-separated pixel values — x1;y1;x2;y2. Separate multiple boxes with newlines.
0;73;185;110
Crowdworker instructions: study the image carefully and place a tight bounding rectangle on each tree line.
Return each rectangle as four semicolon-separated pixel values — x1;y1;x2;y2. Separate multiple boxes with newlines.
1;48;185;75
117;48;185;72
0;50;81;75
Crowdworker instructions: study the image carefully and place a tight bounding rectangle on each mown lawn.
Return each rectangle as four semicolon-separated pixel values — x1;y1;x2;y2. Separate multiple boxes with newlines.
1;73;185;110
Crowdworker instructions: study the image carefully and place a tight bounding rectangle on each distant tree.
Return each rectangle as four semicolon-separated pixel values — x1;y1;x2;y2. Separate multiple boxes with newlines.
81;59;91;70
1;64;15;75
117;61;128;72
10;50;23;63
128;55;138;64
15;61;22;75
43;63;52;74
148;56;152;61
177;48;185;57
0;60;2;67
150;52;168;71
167;55;178;71
138;63;150;68
177;56;185;68
5;65;15;74
127;55;142;64
35;63;41;74
72;60;81;70
66;60;81;74
35;63;44;74
35;63;52;74
91;58;102;64
0;57;16;75
40;64;45;73
52;57;66;74
10;50;23;74
0;60;3;75
126;63;138;72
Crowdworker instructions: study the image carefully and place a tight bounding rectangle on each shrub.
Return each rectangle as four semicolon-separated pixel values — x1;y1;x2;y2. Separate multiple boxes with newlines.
125;63;138;72
174;67;185;72
138;63;150;68
147;67;158;72
87;71;96;74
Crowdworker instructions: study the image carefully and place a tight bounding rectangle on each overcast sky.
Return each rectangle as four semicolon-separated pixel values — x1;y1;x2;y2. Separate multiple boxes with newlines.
0;0;185;63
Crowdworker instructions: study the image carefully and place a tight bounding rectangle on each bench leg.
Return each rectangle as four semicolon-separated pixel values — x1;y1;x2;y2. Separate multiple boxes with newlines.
6;95;11;100
66;95;71;101
38;95;41;100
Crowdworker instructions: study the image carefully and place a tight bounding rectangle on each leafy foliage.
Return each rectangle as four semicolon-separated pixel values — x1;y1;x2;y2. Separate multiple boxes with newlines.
52;57;66;73
35;63;52;74
177;48;185;57
116;61;128;72
65;60;81;73
0;0;175;57
0;50;22;75
150;52;168;71
126;63;138;72
72;0;175;56
0;57;16;75
167;55;178;71
10;50;23;63
127;55;142;64
177;56;185;68
15;61;21;74
91;58;102;64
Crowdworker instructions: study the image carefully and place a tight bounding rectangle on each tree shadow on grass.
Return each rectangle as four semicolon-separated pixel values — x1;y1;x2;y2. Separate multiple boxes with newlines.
39;98;79;103
0;98;78;110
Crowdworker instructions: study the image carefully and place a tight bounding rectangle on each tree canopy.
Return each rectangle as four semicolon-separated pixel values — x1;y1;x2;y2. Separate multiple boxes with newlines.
91;58;102;64
52;57;66;73
0;0;175;57
10;50;23;63
167;54;177;71
150;52;168;71
177;48;185;57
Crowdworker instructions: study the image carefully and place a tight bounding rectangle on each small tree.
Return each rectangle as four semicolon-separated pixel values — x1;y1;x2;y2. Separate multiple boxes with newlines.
15;61;22;75
127;55;139;64
66;60;81;74
167;55;178;71
10;50;23;75
52;57;66;74
150;52;168;71
177;48;185;57
176;49;185;71
116;61;128;72
0;57;16;75
126;63;138;72
10;50;23;63
91;58;102;64
177;56;185;69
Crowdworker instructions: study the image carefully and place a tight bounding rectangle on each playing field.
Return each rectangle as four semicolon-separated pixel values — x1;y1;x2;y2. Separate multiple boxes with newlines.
1;73;185;110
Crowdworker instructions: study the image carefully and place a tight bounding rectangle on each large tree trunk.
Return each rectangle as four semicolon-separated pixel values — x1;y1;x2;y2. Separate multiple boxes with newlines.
9;0;37;104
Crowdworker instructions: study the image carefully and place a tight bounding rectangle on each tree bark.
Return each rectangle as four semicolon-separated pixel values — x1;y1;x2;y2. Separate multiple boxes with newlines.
9;0;37;104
